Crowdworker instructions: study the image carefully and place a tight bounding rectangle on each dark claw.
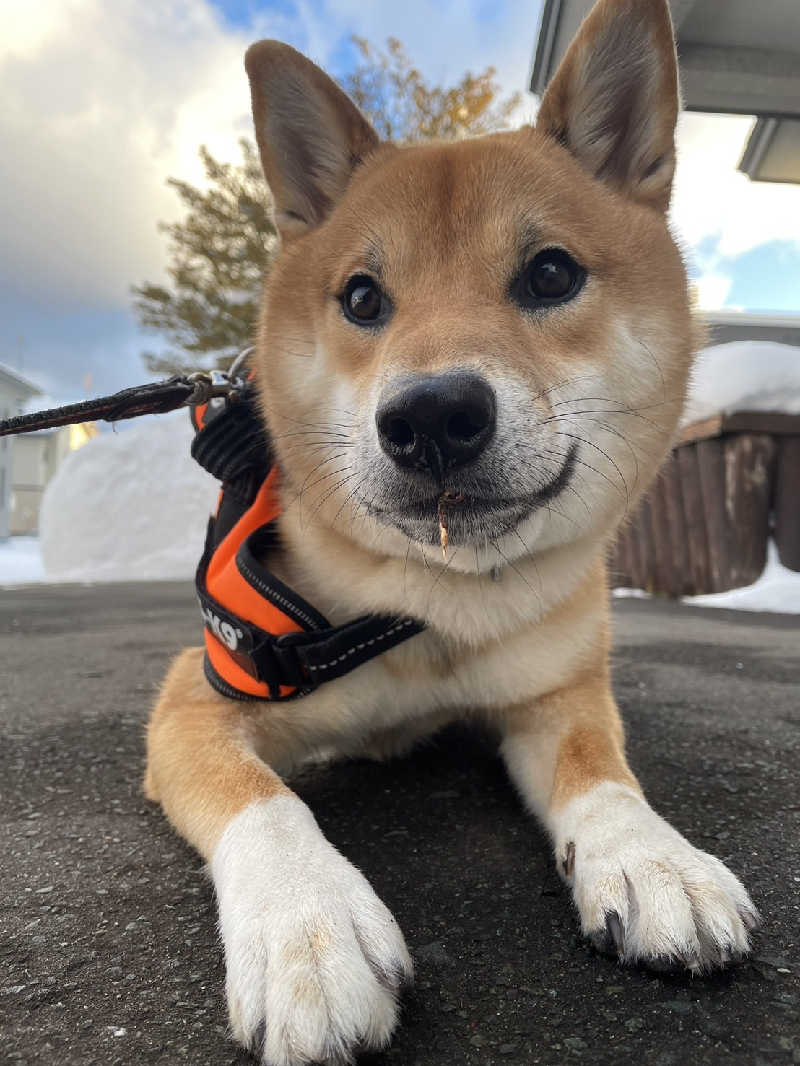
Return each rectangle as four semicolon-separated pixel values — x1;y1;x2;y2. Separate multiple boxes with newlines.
561;841;576;879
249;1020;266;1057
739;906;761;932
641;953;686;974
589;910;625;957
606;911;625;955
372;957;413;994
727;948;745;967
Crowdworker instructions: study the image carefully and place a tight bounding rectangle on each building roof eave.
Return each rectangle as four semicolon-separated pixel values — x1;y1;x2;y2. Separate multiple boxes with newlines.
0;362;42;397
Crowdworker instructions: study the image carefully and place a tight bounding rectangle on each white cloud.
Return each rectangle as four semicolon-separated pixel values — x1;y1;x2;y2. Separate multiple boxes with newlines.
692;273;733;311
671;112;800;259
0;0;263;310
0;0;542;317
1;0;797;351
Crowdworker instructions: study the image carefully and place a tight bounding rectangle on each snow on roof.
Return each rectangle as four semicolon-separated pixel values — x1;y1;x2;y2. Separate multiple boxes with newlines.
0;361;42;397
683;341;800;426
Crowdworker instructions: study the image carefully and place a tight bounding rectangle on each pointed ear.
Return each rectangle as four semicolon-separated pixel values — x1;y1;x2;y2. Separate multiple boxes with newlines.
536;0;680;212
245;41;380;236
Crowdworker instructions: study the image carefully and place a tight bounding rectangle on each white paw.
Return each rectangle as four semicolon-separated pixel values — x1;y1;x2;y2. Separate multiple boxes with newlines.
553;783;759;973
211;796;412;1066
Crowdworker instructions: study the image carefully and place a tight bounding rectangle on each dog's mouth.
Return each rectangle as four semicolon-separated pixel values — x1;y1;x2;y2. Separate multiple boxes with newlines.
364;443;578;546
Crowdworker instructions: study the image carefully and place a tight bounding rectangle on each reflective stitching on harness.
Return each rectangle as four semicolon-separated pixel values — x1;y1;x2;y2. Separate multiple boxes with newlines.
193;388;423;699
238;555;321;631
307;618;418;672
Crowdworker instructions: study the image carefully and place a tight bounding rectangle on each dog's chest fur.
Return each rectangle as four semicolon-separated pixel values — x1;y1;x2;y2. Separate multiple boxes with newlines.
256;527;608;764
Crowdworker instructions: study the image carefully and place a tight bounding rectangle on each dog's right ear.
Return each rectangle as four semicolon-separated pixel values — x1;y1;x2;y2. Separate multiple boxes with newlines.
245;41;380;237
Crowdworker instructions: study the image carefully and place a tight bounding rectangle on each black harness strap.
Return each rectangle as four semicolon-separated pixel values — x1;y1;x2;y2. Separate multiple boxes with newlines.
193;384;425;701
196;520;424;701
290;614;424;682
191;388;270;485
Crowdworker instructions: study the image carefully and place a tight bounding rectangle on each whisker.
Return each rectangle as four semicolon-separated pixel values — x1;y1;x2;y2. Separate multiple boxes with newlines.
331;473;372;530
547;395;682;432
638;338;666;401
490;538;542;610
299;462;354;498
474;544;490;624
511;526;543;595
292;464;353;522
403;537;413;598
512;441;626;502
305;470;362;528
530;369;607;405
423;545;460;611
298;451;351;496
547;431;629;507
550;413;642;485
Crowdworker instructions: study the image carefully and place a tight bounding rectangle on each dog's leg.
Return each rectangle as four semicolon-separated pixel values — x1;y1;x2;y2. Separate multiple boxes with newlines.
145;648;412;1066
499;672;759;972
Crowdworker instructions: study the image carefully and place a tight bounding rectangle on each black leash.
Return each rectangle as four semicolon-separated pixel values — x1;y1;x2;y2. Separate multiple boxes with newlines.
0;351;253;438
1;345;426;698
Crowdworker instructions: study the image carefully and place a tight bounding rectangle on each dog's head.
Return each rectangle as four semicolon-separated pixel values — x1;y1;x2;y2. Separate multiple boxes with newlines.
245;0;695;574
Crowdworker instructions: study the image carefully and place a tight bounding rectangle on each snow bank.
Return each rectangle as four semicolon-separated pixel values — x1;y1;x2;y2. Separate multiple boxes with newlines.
614;542;800;614
0;536;46;585
40;415;218;582
683;541;800;613
683;341;800;426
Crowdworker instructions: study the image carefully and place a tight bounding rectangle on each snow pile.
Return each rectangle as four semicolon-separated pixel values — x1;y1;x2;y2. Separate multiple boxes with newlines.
0;536;46;585
683;341;800;426
614;542;800;614
40;415;218;582
684;541;800;614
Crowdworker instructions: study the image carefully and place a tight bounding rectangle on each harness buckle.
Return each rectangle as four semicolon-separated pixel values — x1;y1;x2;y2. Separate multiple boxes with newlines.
251;632;314;697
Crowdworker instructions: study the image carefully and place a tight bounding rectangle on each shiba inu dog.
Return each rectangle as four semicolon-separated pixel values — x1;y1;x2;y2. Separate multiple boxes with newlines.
144;0;759;1061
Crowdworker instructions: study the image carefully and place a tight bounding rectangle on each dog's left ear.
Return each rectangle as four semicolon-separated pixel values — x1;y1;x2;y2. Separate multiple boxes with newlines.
536;0;679;213
245;41;380;237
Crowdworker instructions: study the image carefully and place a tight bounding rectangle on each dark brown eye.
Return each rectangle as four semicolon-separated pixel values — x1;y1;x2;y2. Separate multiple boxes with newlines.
515;249;585;309
342;275;387;325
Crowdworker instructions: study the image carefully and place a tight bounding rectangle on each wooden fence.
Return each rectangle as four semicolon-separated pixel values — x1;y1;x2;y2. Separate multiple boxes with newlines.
610;412;800;596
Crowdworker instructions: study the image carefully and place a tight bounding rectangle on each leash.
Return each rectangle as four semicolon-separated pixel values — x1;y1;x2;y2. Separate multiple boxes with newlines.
0;349;254;438
1;344;425;697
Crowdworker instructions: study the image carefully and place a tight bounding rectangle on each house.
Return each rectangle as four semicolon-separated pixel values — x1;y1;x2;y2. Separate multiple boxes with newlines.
530;0;800;185
10;422;98;535
0;364;41;539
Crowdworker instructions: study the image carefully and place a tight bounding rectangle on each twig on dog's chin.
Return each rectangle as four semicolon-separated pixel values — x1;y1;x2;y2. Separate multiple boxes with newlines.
437;491;464;560
437;501;449;559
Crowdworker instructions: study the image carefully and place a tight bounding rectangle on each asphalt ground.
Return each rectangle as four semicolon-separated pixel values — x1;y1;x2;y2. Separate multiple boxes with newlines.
1;582;798;1066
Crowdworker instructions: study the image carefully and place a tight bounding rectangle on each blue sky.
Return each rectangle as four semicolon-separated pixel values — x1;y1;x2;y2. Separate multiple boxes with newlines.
1;0;798;406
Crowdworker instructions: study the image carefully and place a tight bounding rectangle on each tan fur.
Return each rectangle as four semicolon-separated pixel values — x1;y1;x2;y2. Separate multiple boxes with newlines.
142;3;756;1059
146;648;290;855
147;0;689;872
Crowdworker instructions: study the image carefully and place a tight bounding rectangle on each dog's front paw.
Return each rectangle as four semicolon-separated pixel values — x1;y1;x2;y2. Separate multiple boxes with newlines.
211;796;412;1066
554;783;759;974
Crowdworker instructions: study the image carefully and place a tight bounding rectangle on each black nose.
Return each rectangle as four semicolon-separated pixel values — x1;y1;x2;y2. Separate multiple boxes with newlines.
376;372;496;478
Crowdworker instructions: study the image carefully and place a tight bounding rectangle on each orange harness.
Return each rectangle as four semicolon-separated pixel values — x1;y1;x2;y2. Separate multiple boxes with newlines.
192;382;423;701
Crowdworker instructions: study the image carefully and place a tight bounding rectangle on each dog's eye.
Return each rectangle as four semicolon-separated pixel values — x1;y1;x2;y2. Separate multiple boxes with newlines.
342;275;387;326
514;249;585;309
